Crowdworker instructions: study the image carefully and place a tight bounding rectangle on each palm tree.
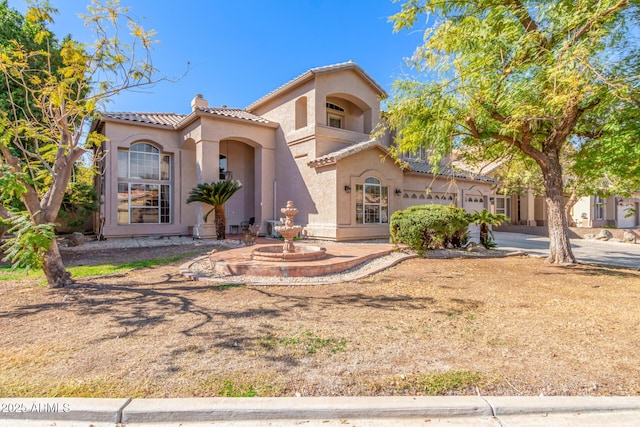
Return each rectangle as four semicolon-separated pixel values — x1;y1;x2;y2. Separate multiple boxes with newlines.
469;209;509;249
186;180;242;240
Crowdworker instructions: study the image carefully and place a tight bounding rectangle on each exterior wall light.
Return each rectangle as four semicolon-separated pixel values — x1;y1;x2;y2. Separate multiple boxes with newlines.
395;188;402;195
344;185;351;193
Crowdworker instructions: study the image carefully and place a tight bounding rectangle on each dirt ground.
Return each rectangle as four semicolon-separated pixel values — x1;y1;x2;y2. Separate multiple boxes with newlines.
1;244;640;398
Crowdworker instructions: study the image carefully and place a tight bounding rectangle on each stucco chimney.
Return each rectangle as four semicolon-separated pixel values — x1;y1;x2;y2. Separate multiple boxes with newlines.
191;94;208;111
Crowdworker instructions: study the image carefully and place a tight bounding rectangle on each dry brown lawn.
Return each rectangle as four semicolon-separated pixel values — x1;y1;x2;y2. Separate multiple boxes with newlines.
1;247;640;398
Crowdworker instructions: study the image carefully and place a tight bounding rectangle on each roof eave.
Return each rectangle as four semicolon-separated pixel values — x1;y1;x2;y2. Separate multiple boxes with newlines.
246;71;315;112
98;114;180;130
247;62;387;112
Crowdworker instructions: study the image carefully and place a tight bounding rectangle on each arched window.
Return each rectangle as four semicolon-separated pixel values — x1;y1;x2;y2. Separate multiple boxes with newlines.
117;142;171;224
355;177;389;224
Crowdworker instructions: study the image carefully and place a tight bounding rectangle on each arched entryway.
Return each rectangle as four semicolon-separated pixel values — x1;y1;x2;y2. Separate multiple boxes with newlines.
218;138;257;234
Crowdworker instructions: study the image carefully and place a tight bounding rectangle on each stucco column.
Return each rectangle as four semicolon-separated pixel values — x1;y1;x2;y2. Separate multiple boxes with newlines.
255;146;275;226
526;189;537;226
193;139;219;238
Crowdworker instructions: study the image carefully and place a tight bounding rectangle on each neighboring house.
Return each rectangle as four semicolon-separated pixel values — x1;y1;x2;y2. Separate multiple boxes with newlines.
92;61;493;240
452;155;640;229
572;194;640;229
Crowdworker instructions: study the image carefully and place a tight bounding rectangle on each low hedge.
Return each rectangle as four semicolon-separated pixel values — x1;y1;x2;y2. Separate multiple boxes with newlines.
390;204;470;253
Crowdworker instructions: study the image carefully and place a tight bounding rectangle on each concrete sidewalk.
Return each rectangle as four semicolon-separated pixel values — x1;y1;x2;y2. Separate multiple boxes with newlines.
493;231;640;269
2;396;640;426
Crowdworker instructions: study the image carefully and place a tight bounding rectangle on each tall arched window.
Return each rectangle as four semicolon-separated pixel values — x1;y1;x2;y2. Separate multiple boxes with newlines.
355;177;389;224
117;142;171;224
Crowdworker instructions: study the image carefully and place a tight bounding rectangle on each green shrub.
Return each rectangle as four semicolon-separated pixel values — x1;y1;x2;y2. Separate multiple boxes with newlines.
390;205;470;253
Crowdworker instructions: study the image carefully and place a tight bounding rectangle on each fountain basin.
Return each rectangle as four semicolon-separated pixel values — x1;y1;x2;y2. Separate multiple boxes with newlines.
205;242;398;278
251;244;327;262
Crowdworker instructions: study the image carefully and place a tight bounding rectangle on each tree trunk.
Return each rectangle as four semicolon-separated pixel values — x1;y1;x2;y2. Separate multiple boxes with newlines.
214;205;226;240
42;239;73;288
542;156;576;264
479;224;489;247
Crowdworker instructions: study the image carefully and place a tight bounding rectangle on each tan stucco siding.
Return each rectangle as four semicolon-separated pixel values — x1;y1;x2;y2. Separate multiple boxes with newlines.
251;80;316;136
100;121;195;238
314;70;381;132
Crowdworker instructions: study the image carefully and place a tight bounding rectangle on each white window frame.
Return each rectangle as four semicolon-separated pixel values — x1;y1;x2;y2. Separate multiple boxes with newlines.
495;195;511;218
595;196;605;221
356;177;389;224
326;102;345;129
117;142;172;225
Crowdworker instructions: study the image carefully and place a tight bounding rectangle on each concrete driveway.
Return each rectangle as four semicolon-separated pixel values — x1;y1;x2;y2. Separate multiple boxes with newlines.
493;231;640;269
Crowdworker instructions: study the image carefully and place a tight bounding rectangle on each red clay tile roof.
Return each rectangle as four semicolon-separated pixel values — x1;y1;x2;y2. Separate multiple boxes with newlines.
101;107;272;128
101;112;186;127
308;139;495;183
307;139;389;167
194;106;272;124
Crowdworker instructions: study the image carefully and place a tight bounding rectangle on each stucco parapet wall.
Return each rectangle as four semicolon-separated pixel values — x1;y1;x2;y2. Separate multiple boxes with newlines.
246;60;387;112
308;139;388;168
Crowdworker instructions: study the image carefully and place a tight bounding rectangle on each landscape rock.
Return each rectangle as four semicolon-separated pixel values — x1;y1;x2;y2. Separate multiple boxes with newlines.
595;229;613;241
623;232;637;244
67;232;85;247
465;242;488;252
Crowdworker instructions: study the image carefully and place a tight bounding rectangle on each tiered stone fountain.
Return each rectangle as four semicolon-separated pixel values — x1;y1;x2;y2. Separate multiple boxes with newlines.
251;201;326;261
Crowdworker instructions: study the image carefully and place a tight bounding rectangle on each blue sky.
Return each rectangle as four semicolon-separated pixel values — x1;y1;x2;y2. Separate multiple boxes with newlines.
9;1;426;114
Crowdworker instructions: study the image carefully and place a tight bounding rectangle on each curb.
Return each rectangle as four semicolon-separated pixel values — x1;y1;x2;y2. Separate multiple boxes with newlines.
3;397;640;423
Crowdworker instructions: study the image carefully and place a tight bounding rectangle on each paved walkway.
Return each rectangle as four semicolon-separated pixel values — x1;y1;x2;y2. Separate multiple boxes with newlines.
493;231;640;269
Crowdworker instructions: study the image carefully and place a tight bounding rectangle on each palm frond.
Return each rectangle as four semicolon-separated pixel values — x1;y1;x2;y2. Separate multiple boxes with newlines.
186;180;243;206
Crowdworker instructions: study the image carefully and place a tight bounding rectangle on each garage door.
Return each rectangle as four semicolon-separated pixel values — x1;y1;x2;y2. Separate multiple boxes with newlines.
618;203;636;228
463;196;485;214
402;192;455;209
464;196;486;236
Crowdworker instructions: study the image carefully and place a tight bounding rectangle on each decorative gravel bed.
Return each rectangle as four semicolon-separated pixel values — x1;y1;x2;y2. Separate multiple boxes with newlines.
185;251;413;285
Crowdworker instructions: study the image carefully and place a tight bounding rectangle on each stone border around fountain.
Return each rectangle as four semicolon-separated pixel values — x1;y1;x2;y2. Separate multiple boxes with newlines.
179;241;416;284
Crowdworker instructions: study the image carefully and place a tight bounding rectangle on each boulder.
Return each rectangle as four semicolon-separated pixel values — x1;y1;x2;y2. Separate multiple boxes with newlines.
623;232;637;244
595;229;613;241
66;232;85;247
465;242;488;252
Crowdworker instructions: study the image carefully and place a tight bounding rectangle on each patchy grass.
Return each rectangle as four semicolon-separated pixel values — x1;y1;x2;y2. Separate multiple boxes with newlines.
3;256;640;397
261;331;348;355
0;376;156;398
0;251;201;282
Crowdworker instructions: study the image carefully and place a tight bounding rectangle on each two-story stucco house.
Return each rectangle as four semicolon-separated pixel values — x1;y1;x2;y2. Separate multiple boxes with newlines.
92;61;494;240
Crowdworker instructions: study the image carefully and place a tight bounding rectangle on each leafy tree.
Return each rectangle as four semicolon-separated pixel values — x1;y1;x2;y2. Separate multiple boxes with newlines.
0;0;162;287
386;1;640;265
468;209;509;249
186;180;243;240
